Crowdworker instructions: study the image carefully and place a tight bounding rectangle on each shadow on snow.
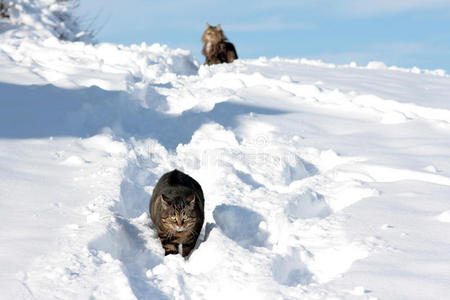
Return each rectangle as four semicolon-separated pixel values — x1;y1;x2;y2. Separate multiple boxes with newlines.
0;82;288;152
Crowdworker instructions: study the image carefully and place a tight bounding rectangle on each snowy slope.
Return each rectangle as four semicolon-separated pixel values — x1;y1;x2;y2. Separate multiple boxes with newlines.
2;7;450;300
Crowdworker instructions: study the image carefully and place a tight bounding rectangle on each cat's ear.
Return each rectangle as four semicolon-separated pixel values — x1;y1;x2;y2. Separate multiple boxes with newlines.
216;24;222;30
206;22;211;28
160;194;170;204
186;194;196;202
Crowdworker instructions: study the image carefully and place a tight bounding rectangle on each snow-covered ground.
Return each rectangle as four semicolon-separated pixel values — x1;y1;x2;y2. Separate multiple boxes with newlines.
1;4;450;300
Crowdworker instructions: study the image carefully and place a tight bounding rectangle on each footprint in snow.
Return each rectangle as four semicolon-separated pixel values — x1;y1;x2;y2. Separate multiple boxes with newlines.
213;204;269;249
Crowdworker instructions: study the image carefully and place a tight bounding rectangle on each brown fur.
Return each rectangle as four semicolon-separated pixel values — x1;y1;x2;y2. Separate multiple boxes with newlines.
201;23;238;65
149;170;205;257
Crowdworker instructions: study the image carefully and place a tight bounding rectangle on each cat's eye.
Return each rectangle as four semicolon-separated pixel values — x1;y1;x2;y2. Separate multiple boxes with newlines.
170;216;176;221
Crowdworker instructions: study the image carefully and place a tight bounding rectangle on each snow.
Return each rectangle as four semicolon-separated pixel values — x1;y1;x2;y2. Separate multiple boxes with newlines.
1;0;91;42
1;3;450;300
437;210;450;223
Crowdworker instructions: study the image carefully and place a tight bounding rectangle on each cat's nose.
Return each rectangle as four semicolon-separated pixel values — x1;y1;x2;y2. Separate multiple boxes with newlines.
177;218;183;226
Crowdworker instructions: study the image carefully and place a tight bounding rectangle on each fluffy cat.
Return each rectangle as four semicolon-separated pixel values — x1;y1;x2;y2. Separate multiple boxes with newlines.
201;23;238;65
149;169;205;257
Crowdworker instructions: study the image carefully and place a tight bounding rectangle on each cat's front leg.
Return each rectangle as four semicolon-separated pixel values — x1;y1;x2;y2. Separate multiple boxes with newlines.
181;242;195;257
162;241;179;255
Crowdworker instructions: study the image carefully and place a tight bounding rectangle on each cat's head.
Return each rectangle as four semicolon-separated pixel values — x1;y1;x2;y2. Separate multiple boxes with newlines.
202;23;226;44
159;193;200;233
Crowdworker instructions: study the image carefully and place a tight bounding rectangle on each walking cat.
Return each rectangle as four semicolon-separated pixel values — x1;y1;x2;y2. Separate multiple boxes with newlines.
149;169;205;257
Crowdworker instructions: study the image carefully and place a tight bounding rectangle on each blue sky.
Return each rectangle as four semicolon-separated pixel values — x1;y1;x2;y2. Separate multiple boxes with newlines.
77;0;450;71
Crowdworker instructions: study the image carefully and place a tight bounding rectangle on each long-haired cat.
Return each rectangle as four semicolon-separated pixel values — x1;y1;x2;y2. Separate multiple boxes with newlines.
201;23;238;65
149;169;205;257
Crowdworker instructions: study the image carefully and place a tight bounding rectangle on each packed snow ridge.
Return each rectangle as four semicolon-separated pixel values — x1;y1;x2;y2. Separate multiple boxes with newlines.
1;5;450;300
276;57;448;77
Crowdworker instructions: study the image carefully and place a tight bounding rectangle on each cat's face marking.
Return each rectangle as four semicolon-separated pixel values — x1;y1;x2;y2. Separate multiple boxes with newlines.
202;23;225;44
160;194;198;233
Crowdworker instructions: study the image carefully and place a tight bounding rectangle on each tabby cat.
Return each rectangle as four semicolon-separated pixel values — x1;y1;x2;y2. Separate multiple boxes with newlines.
149;169;205;257
201;23;238;65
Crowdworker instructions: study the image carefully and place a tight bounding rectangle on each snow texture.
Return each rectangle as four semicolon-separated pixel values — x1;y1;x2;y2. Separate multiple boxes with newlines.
1;3;450;300
0;0;91;42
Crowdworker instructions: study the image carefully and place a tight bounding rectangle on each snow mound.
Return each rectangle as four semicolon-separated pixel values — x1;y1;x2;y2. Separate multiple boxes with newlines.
0;0;90;41
0;36;198;90
257;56;448;77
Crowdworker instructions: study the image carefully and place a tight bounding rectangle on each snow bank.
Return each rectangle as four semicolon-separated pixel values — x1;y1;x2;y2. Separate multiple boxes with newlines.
253;56;448;77
0;0;90;41
0;35;198;90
